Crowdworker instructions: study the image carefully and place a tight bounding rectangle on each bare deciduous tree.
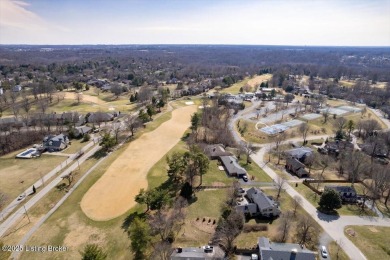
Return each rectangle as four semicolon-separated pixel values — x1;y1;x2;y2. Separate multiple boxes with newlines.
124;114;141;137
292;195;302;216
277;211;293;242
275;176;286;199
299;123;310;145
295;215;317;247
148;206;185;242
322;108;330;123
151;241;172;260
75;92;83;104
214;210;244;253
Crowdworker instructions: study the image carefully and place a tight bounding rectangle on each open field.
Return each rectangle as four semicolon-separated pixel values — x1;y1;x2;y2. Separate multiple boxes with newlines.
345;226;390;260
307;107;387;134
80;105;197;221
0;150;66;205
16;109;176;260
220;74;272;94
247;74;272;88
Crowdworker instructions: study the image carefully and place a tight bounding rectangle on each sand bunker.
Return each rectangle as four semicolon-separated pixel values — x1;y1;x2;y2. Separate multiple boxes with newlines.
80;105;196;221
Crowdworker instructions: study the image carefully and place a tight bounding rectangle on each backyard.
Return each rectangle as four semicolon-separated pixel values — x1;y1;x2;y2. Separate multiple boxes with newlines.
0;149;66;205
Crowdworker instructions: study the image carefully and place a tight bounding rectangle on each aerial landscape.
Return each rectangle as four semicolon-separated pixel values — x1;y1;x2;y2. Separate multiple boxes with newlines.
0;0;390;259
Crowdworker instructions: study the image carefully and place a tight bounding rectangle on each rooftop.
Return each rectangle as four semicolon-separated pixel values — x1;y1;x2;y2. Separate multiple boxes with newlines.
219;156;247;175
325;185;356;194
258;237;316;260
170;246;225;260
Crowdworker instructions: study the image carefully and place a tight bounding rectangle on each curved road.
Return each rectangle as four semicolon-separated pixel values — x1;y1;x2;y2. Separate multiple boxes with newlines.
231;101;390;260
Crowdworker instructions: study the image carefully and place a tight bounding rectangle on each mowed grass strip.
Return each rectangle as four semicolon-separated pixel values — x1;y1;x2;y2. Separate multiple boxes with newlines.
345;226;390;260
0;150;66;204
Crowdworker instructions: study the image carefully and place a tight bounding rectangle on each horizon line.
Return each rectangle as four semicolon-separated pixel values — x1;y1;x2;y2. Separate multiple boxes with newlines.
1;43;390;48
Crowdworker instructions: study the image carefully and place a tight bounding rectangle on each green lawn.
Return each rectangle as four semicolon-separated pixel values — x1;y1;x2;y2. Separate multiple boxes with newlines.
239;157;273;182
203;160;234;186
328;241;349;260
63;138;90;154
345;226;390;260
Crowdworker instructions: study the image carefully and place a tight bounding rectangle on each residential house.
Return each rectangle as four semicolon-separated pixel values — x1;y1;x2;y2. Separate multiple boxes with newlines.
325;186;357;203
236;187;281;218
87;112;114;124
203;144;232;160
258;237;316;260
285;157;309;177
284;147;313;178
43;134;69;152
12;85;22;92
170;245;225;260
324;140;354;156
74;126;92;137
219;156;247;177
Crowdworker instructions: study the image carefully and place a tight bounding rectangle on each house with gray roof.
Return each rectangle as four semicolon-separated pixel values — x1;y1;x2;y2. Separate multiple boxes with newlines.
87;112;114;124
219;156;247;177
325;185;357;203
43;134;69;152
203;144;232;159
284;147;312;178
74;126;92;137
170;245;225;260
258;237;315;260
236;187;281;218
285;157;309;178
284;147;313;162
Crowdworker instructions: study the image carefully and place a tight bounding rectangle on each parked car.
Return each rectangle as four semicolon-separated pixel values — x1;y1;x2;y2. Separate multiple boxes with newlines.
321;246;328;258
251;254;259;260
238;187;245;193
242;175;248;182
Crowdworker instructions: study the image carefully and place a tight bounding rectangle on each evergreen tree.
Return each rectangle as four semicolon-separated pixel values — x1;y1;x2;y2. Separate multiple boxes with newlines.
128;217;151;260
80;244;107;260
319;189;342;212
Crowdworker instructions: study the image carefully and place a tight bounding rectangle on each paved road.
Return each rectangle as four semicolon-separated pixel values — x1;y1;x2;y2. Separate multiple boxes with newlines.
369;108;390;129
0;140;96;222
0;144;101;238
11;153;107;259
251;145;390;260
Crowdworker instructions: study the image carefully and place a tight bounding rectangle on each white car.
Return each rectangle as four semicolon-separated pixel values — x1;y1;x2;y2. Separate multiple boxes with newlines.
251;254;259;260
321;246;328;258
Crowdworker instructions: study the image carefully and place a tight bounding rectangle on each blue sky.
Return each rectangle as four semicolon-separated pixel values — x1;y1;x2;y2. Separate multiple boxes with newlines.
0;0;389;46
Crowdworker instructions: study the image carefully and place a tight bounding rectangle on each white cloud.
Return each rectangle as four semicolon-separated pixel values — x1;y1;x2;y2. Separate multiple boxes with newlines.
0;0;47;31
